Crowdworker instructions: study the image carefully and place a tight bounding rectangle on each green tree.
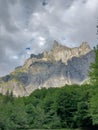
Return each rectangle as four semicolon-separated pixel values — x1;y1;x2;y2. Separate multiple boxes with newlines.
56;86;78;128
43;90;61;129
74;85;92;128
89;88;98;125
89;45;98;86
89;45;98;127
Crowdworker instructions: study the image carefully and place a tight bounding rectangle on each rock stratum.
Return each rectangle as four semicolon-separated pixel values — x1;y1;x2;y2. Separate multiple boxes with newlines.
0;41;95;96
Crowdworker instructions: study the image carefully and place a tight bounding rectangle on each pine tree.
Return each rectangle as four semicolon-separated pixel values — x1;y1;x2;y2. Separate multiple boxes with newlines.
89;45;98;86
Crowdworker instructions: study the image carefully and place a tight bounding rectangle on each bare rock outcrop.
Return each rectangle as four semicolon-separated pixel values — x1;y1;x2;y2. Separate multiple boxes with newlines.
0;41;94;97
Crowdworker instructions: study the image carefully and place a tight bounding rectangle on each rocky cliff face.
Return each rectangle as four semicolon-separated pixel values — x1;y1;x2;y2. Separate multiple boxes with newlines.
0;41;95;97
43;40;91;64
24;40;91;67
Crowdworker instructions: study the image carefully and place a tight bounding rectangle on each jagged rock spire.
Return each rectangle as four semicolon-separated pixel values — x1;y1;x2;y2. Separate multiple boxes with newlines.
80;42;91;50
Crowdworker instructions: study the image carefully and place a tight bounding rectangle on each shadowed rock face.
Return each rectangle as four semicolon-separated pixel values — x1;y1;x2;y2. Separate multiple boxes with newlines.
0;42;95;97
30;53;44;59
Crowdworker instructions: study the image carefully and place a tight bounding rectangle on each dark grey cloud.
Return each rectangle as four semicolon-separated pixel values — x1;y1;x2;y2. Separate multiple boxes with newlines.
0;0;98;76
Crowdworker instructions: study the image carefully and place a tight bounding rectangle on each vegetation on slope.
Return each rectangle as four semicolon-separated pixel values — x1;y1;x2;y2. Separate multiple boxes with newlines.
0;84;98;130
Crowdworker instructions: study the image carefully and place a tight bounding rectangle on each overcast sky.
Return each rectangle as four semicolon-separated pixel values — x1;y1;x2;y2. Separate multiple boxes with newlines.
0;0;98;76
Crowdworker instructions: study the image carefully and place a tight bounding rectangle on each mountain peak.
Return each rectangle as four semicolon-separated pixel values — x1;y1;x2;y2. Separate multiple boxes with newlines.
80;42;91;50
53;40;70;50
53;40;59;48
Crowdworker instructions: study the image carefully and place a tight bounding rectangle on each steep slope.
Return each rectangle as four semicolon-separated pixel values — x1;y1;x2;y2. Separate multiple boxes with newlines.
0;41;94;96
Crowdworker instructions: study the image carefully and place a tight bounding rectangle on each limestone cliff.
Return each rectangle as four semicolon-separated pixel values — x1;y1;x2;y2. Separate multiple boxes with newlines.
24;40;91;68
43;40;91;63
0;41;94;97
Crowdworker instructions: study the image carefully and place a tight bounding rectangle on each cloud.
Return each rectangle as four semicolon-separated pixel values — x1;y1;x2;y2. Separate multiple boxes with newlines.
0;0;98;76
0;0;19;32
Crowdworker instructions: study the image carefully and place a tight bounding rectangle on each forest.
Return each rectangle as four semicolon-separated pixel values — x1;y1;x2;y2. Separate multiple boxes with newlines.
0;46;98;130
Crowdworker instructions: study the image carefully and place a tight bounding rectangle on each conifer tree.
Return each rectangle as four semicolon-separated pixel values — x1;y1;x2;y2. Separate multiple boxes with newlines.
89;45;98;86
89;19;98;86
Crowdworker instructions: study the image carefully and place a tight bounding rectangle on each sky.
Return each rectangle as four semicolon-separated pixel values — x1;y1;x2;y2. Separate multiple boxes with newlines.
0;0;98;76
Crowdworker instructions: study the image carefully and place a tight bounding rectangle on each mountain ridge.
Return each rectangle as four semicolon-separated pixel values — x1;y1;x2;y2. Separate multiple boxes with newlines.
0;41;95;97
24;40;91;68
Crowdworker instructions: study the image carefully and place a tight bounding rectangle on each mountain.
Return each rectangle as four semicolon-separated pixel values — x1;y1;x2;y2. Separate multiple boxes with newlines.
0;41;95;97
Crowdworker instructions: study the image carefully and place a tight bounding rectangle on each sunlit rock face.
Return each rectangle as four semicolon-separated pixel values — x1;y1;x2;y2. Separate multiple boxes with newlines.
42;40;91;63
0;41;95;97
